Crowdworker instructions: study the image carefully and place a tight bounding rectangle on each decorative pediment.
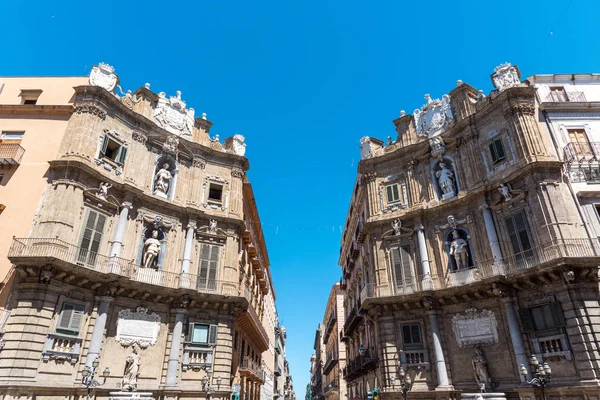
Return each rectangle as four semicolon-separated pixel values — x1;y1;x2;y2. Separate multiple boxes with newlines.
136;212;174;230
490;183;526;211
434;214;472;233
413;94;454;139
83;183;120;213
153;91;195;138
382;219;414;239
196;220;227;243
89;62;118;92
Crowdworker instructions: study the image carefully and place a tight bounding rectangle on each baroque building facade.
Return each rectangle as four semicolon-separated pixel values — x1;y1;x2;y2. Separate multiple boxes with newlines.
321;283;347;400
0;63;277;400
338;63;600;400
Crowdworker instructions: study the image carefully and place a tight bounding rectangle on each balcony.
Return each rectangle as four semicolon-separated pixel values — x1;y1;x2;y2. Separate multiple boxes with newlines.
343;305;363;336
275;366;282;376
0;143;25;165
8;237;240;295
323;311;337;343
239;356;266;383
182;346;213;371
322;350;338;374
358;238;600;302
564;142;600;183
356;218;366;243
343;350;378;381
350;241;360;260
237;284;270;352
545;90;587;103
324;379;339;394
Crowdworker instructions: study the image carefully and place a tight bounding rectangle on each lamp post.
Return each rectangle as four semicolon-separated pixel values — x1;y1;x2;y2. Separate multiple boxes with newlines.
82;358;110;398
202;374;215;398
520;355;552;400
397;367;412;400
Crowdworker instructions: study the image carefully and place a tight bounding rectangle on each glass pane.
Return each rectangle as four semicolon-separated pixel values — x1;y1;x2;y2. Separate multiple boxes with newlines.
531;307;548;331
386;186;393;202
192;324;209;343
495;140;506;159
392;185;399;202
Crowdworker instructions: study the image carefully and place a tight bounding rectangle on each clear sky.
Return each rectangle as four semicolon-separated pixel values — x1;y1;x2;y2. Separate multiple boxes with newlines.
2;0;599;396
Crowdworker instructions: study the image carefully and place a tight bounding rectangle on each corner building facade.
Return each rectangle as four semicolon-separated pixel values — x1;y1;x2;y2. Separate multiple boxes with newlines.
339;64;600;400
0;63;273;400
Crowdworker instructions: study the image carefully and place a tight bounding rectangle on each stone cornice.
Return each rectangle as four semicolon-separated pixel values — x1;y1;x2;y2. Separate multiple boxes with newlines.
539;101;600;112
72;85;249;170
0;104;73;115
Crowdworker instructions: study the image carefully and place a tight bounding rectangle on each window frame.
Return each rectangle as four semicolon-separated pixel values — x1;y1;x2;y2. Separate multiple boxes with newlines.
1;131;25;142
77;207;108;266
187;322;218;346
504;209;535;261
400;322;423;349
385;183;401;204
197;243;221;291
55;300;86;336
489;138;507;165
207;183;224;203
99;133;128;167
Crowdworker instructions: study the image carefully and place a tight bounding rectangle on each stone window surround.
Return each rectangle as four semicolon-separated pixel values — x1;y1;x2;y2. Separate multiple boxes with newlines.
201;176;230;211
482;129;516;176
379;175;408;213
41;296;88;364
396;320;430;369
94;130;127;175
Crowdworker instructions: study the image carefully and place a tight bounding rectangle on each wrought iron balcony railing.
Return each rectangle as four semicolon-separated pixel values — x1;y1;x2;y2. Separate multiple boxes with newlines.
545;90;587;103
0;143;25;165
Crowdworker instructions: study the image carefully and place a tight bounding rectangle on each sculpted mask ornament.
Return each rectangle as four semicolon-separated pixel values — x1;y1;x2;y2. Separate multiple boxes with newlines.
153;91;195;137
491;63;521;92
89;62;118;92
413;94;454;139
232;134;247;156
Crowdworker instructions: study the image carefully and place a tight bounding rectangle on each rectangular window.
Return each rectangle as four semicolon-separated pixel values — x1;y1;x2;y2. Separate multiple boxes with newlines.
56;302;85;335
489;138;507;164
100;134;127;166
390;246;413;291
20;89;42;105
1;131;25;143
504;210;534;263
234;331;239;350
385;183;401;204
189;323;218;345
567;128;592;158
401;323;423;348
208;183;223;202
197;244;220;290
78;208;107;265
519;302;566;334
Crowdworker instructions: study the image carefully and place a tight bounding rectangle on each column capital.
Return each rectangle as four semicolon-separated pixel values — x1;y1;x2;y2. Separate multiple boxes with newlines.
187;220;197;230
94;295;115;303
501;296;516;304
121;201;134;210
478;204;490;211
414;223;424;231
174;308;188;315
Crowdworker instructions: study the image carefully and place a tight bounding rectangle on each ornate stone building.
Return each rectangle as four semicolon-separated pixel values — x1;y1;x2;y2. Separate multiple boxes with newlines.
311;325;325;400
338;63;600;400
321;283;347;400
0;63;276;400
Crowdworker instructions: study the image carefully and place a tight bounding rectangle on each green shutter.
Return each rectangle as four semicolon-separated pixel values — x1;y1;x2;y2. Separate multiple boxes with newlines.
208;324;218;345
100;135;109;157
518;308;536;332
118;146;128;165
79;209;106;265
57;302;85;334
208;245;219;283
495;140;506;160
386;186;394;203
549;302;566;328
391;247;412;287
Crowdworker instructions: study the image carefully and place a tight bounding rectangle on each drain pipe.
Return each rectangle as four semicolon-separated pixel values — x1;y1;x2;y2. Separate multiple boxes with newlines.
542;109;598;254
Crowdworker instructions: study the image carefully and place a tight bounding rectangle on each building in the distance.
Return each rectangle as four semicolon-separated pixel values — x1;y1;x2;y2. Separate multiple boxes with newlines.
320;283;346;400
337;63;600;400
0;63;279;400
310;324;325;400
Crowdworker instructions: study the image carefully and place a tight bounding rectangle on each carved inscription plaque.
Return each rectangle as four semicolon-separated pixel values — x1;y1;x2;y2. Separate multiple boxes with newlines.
116;307;161;348
451;308;498;348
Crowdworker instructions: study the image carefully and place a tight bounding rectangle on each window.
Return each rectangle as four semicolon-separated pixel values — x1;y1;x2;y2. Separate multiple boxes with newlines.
188;323;218;345
100;134;127;166
385;183;401;204
519;302;566;334
489;138;506;164
1;131;25;143
567;128;592;157
504;210;534;263
0;174;4;185
401;323;422;348
20;89;42;105
78;208;107;265
56;302;85;335
208;183;223;202
390;246;413;291
197;244;220;290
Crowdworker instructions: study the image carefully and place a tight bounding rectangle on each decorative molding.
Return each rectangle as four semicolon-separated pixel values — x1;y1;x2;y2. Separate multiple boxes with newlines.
116;307;161;348
74;104;106;120
137;212;174;231
89;62;118;92
132;130;148;144
231;168;244;178
153;91;194;137
452;308;499;348
435;214;472;233
413;94;454;139
121;90;141;110
491;63;521;92
162;136;179;156
511;103;535;116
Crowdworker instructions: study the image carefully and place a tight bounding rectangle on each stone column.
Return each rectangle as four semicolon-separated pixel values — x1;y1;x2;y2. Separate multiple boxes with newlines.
416;224;434;290
427;311;452;389
110;201;133;258
503;297;530;381
480;205;504;274
241;376;246;400
180;221;196;289
166;308;187;385
85;296;113;368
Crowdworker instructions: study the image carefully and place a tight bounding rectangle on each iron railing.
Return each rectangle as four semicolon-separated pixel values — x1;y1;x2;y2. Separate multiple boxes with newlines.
545;90;587;103
8;237;239;296
0;143;25;165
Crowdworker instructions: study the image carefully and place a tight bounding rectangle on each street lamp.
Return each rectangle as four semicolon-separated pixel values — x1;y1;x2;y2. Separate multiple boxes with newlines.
202;374;215;397
82;358;110;397
520;356;552;400
397;367;413;400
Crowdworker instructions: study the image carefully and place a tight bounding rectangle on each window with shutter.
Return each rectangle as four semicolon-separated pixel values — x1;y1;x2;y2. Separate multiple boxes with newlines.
78;209;107;266
99;134;127;166
208;324;218;345
489;139;507;164
56;302;85;335
191;324;209;344
198;244;219;291
385;184;401;204
518;308;536;332
401;323;423;349
390;246;413;291
504;210;534;263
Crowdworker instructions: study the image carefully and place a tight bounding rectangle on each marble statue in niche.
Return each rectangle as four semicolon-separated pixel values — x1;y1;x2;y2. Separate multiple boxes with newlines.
122;346;141;391
436;162;456;199
472;347;491;392
153;163;173;198
449;230;469;270
143;230;161;269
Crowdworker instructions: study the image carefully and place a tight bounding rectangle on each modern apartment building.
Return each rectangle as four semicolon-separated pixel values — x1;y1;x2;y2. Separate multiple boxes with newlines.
338;63;600;400
321;283;346;400
0;63;276;400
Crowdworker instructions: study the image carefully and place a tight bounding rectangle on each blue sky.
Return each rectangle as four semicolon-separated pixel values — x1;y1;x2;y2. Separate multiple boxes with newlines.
2;0;599;396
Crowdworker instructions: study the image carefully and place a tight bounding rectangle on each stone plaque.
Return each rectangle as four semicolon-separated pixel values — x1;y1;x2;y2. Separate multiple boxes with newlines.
116;307;161;348
452;308;498;348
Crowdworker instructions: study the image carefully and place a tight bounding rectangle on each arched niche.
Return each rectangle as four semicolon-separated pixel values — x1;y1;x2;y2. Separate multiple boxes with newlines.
444;228;476;272
136;225;168;269
430;156;460;201
151;155;179;200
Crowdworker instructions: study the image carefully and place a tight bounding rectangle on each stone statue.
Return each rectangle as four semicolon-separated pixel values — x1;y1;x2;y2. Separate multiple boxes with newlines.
472;347;491;392
98;182;112;199
122;346;141;391
209;219;218;234
449;230;469;270
143;230;161;269
153;163;173;198
498;183;513;201
436;162;456;199
392;219;402;236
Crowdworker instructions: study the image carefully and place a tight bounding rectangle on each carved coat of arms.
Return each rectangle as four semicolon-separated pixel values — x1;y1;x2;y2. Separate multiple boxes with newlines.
153;91;195;137
413;94;454;139
89;62;118;92
491;63;521;92
232;134;247;156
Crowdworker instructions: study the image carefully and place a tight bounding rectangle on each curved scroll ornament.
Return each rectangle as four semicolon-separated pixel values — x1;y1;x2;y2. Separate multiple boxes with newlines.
89;62;118;92
452;308;498;348
116;307;161;349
